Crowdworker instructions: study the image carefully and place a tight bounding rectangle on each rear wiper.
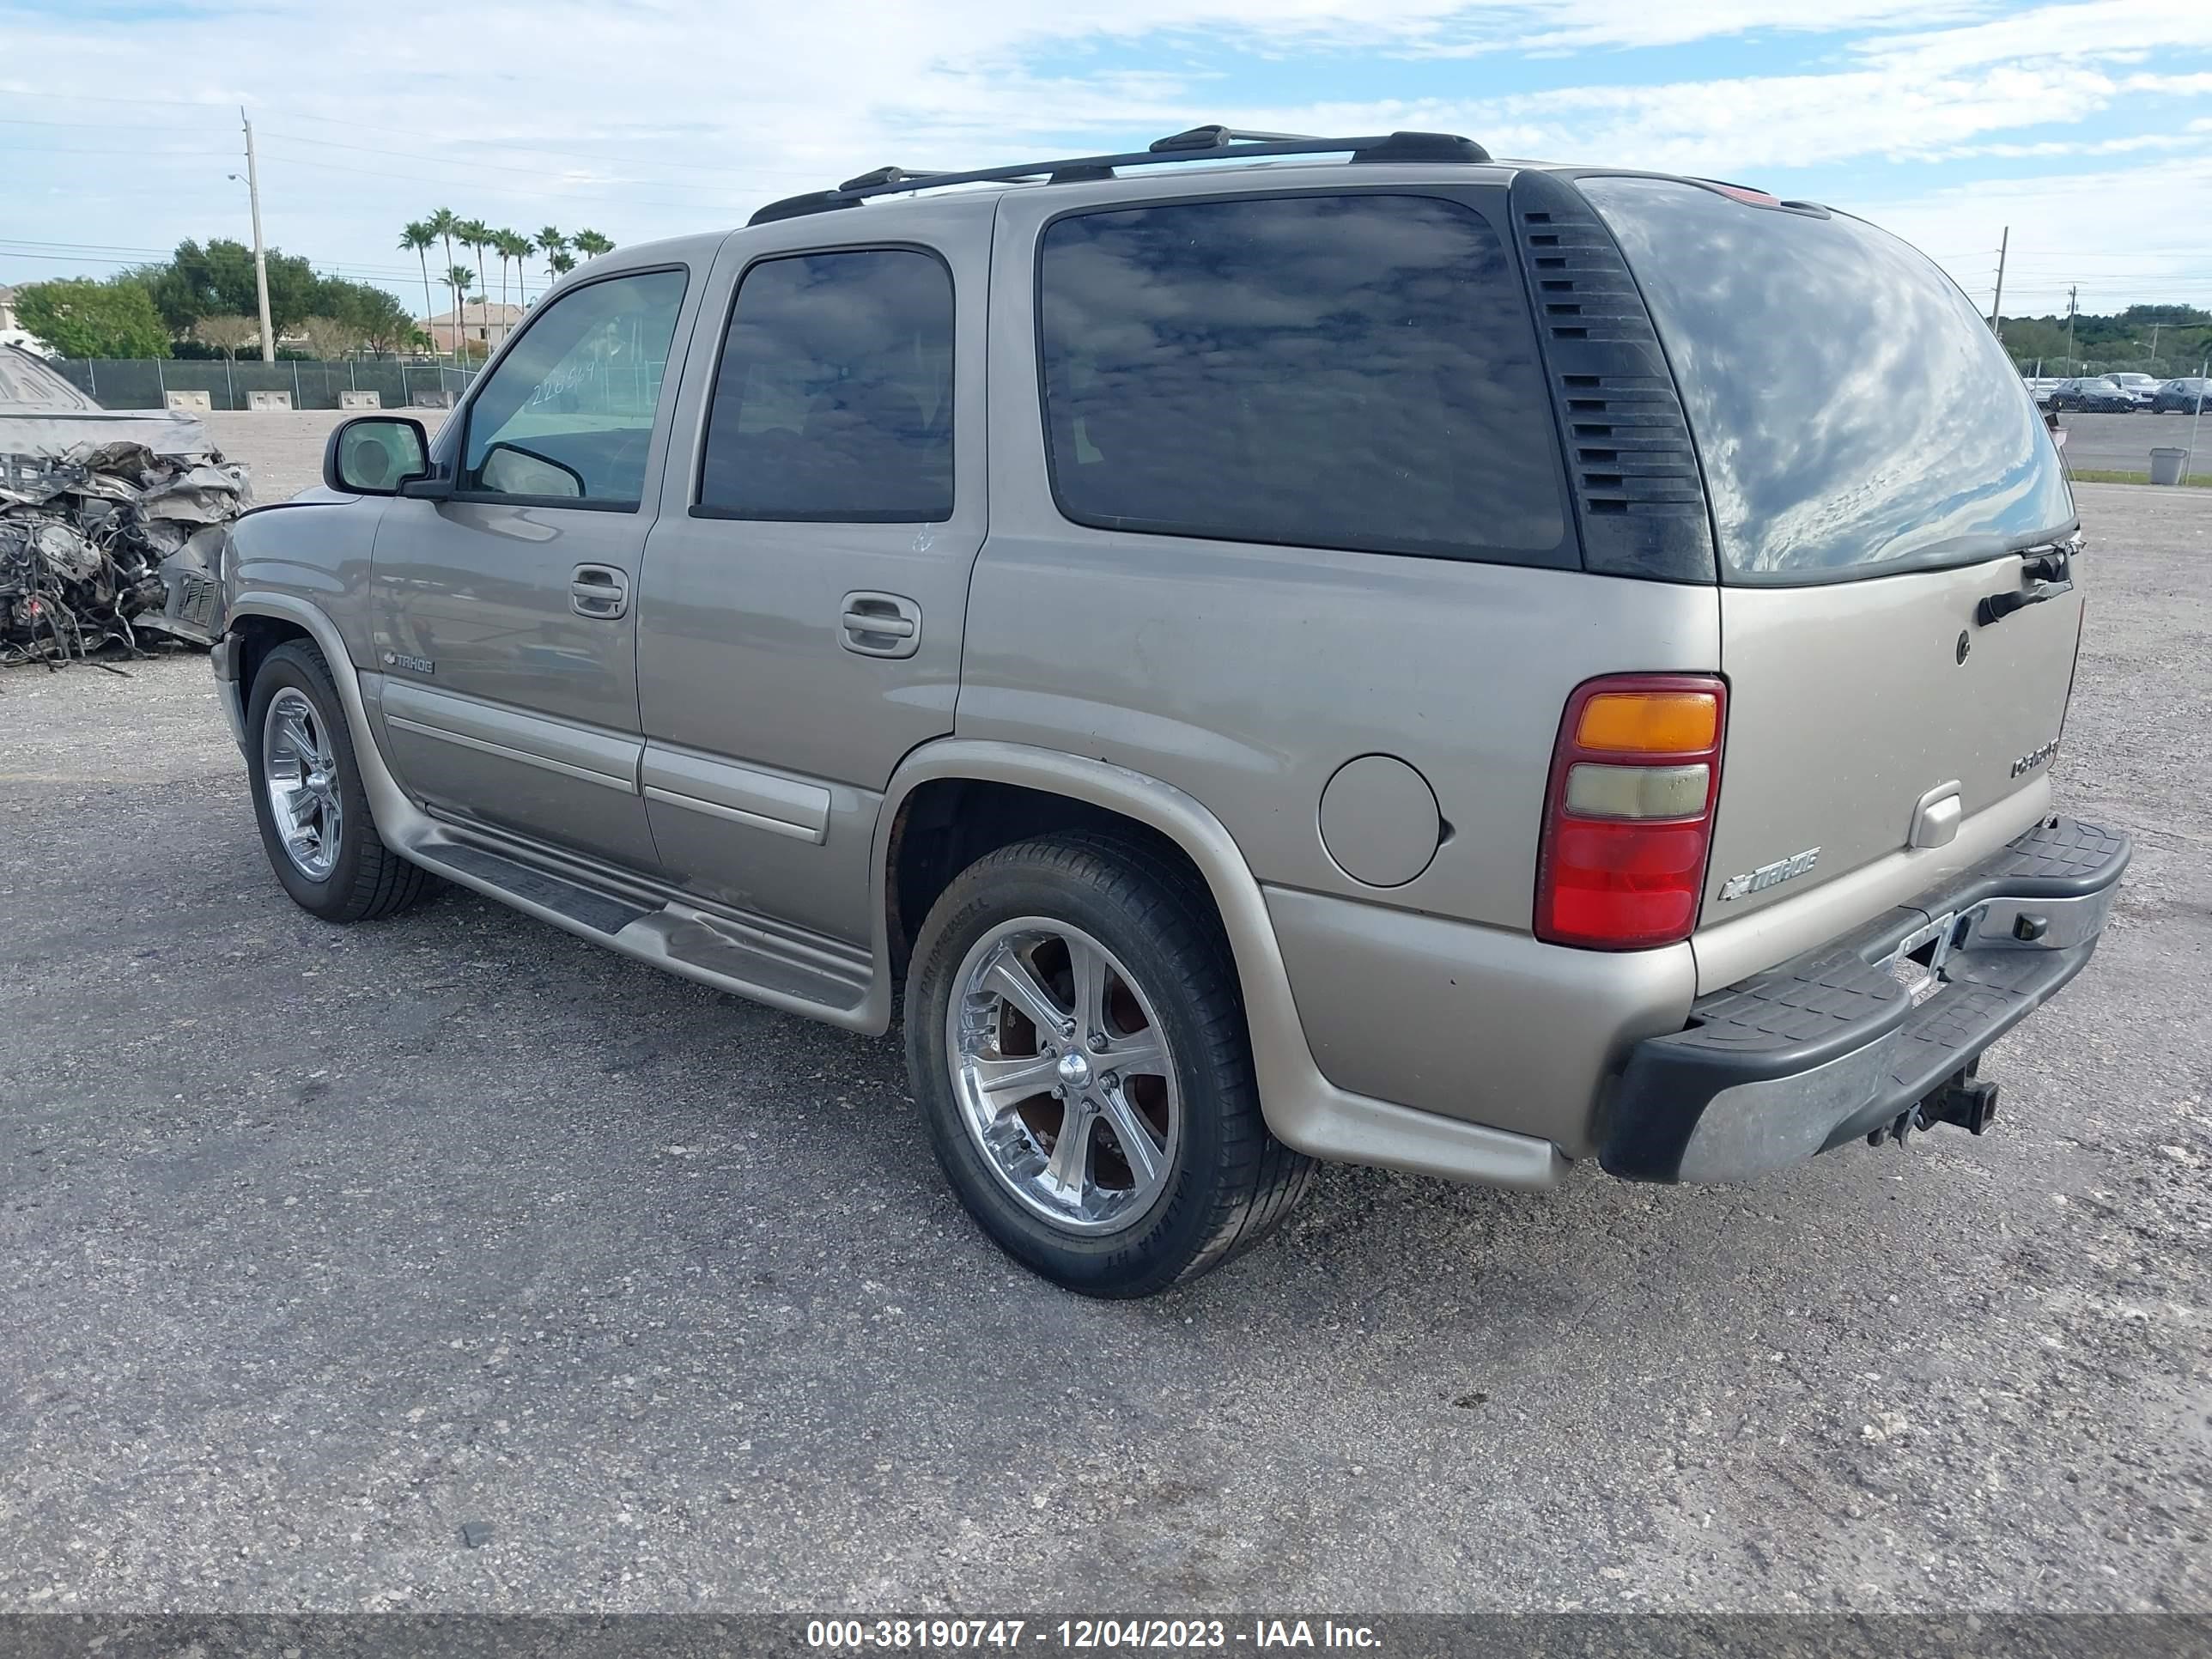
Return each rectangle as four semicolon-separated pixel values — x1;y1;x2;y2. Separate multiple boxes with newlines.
1976;539;2076;627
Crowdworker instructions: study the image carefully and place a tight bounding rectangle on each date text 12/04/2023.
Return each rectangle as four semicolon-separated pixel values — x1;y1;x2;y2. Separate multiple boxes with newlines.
804;1620;1382;1650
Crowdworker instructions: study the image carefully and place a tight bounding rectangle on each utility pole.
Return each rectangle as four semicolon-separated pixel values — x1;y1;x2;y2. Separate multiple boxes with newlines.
2189;354;2209;483
1989;227;2008;343
241;109;275;364
2064;286;2078;374
2148;321;2162;362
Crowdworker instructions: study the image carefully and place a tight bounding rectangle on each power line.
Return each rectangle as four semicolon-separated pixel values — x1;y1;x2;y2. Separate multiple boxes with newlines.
0;102;823;185
256;128;821;183
251;149;761;212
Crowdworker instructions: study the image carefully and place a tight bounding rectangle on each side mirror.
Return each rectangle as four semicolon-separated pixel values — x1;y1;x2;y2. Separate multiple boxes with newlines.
477;441;585;500
325;416;430;495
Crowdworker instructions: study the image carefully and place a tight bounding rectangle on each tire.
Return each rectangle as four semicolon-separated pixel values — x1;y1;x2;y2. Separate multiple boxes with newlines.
245;640;432;923
904;832;1315;1298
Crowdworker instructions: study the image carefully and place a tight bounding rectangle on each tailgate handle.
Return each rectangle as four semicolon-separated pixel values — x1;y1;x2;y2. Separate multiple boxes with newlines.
1977;580;2069;627
1977;544;2075;627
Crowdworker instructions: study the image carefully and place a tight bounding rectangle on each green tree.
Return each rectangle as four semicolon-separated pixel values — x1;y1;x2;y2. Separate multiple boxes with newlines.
457;219;493;342
572;228;613;260
535;226;566;294
119;238;318;336
427;208;460;353
192;314;262;360
295;315;366;359
547;250;576;279
398;221;437;349
344;283;412;343
496;228;532;318
444;265;476;353
14;278;170;358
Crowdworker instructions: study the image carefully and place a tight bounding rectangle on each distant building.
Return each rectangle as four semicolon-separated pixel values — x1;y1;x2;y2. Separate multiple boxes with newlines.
0;285;40;352
422;301;524;354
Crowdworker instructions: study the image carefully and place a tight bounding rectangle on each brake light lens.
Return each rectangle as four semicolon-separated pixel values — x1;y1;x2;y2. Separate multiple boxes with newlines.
1536;674;1727;950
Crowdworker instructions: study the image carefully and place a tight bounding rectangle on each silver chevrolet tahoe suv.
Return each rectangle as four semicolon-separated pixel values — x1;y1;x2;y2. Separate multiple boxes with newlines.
195;128;2129;1297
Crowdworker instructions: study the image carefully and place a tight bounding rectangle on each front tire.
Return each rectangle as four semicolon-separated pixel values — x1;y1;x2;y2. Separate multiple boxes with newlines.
245;640;431;923
904;833;1314;1297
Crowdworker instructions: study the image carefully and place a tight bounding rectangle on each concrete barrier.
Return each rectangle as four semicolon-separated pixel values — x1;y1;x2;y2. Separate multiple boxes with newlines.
2149;447;2187;486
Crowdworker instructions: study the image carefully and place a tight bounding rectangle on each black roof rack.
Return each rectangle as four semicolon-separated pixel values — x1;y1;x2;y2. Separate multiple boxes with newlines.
750;125;1491;227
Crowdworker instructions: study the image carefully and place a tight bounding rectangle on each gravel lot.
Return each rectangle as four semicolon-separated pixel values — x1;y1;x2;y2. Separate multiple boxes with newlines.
1;481;2207;1614
201;410;449;504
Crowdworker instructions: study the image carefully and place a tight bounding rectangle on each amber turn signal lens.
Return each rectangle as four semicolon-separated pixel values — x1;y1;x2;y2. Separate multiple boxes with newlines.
1575;691;1719;756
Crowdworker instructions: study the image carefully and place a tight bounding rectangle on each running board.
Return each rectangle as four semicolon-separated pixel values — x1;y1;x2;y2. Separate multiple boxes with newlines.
404;835;876;1025
430;842;652;935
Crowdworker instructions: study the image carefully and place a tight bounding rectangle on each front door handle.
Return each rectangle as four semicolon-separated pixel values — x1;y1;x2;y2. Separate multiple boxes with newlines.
840;591;921;659
571;563;629;621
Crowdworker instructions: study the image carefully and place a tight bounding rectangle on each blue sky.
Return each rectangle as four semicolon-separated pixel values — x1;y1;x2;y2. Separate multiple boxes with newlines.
3;0;2209;324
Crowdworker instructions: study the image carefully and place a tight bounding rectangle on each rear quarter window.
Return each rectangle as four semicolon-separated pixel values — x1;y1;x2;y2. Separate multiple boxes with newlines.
1577;176;2074;584
1035;192;1571;566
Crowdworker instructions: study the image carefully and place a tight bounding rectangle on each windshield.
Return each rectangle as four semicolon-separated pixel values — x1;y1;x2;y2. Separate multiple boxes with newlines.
1579;175;2075;585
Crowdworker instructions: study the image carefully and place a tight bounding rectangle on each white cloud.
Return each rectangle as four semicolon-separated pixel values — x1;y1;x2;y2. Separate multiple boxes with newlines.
0;0;2207;310
1850;152;2212;316
1853;0;2212;73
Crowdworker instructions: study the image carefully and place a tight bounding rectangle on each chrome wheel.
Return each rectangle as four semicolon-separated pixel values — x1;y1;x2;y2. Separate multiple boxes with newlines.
947;917;1180;1236
261;686;343;881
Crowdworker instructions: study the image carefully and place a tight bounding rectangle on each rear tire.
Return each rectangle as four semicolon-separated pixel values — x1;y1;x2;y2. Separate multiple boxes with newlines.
904;832;1314;1297
246;640;432;924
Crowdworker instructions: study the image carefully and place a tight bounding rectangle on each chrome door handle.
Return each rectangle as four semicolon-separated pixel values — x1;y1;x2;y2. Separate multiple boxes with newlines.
570;563;629;620
840;591;921;659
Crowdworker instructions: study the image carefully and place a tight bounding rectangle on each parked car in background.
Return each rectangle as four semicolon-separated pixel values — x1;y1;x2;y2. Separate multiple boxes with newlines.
189;127;2126;1297
2050;376;2137;412
2151;377;2211;414
2107;373;2160;406
2023;376;2061;406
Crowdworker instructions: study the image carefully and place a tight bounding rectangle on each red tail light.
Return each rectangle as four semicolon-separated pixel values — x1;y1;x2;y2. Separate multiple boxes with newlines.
1534;673;1728;951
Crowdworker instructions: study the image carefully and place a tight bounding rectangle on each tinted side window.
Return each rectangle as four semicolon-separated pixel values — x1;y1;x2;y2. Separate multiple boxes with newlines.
462;269;685;506
1579;176;2074;583
697;249;954;523
1036;193;1569;563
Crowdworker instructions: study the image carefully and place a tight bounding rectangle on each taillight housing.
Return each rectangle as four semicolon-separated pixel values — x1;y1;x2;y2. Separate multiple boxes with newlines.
1534;673;1728;951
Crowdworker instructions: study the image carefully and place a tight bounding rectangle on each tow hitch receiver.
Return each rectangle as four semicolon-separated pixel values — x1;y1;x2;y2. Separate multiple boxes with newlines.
1869;1064;2001;1147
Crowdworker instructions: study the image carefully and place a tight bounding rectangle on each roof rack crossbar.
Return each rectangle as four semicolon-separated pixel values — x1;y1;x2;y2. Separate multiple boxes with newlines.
750;126;1491;226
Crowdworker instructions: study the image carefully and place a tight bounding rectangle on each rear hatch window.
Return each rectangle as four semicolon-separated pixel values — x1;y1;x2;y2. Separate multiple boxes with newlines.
1577;175;2074;585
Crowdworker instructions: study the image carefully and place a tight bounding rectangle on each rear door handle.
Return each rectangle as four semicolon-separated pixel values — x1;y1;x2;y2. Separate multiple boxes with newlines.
840;591;921;659
570;563;629;620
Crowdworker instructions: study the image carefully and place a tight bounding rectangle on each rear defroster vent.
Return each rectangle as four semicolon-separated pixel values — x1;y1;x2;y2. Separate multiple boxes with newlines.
1509;170;1716;582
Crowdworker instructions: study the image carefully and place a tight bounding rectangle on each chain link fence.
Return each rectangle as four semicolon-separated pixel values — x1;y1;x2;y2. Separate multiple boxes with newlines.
43;358;481;413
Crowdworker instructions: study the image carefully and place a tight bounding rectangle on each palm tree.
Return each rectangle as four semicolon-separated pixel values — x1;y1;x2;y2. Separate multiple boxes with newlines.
426;209;459;362
496;229;532;329
444;264;477;360
488;229;509;322
548;250;576;279
457;218;492;344
535;227;566;295
572;228;613;261
398;222;436;358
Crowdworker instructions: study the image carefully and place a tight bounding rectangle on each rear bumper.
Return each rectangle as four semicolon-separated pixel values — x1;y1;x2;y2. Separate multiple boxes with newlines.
1603;817;2130;1182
